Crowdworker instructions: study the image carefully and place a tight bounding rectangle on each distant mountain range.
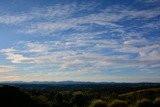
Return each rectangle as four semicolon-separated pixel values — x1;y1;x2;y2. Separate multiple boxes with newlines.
0;81;159;85
0;81;103;85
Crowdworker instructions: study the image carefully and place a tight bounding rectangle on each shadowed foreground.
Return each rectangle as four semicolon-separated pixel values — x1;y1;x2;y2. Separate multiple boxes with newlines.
0;85;160;107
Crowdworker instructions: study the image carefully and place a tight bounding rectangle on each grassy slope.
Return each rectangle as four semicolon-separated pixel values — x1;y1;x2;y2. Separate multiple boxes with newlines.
118;88;160;102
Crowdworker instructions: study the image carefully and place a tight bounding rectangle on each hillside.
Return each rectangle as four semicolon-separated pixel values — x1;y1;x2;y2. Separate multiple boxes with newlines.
0;85;160;107
118;88;160;102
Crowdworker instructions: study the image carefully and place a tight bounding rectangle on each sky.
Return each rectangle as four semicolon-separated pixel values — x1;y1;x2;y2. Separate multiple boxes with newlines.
0;0;160;82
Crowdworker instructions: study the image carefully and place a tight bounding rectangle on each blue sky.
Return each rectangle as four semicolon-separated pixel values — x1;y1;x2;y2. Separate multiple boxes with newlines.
0;0;160;82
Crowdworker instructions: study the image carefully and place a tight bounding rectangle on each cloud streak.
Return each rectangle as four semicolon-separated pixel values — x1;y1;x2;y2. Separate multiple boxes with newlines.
0;65;16;73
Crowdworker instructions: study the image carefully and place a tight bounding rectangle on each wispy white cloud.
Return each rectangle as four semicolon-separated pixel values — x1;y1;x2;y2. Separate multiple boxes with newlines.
25;42;51;53
141;21;160;30
1;30;160;78
0;2;159;38
0;14;32;24
124;39;148;45
137;0;160;3
0;76;20;81
0;65;16;73
18;5;159;35
0;48;34;64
